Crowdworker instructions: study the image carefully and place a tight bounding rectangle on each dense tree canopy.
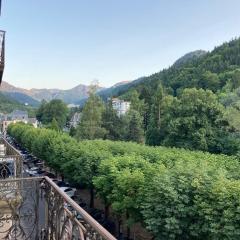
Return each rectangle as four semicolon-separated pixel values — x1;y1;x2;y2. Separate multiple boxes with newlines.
98;38;240;154
75;86;107;140
36;99;68;128
8;123;240;239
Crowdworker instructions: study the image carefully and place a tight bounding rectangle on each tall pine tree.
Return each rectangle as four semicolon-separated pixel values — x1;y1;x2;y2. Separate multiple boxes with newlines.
76;85;107;140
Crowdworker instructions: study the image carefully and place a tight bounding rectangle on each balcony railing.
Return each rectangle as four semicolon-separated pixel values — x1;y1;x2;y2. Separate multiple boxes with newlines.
0;138;23;178
0;176;116;240
0;137;116;240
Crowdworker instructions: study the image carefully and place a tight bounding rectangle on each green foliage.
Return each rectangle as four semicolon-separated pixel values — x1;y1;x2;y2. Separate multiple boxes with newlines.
101;101;126;140
8;123;240;239
69;126;77;137
36;99;68;128
0;92;36;115
146;88;238;154
159;38;240;94
125;110;144;143
161;88;227;151
146;84;165;145
140;162;240;239
100;38;240;153
48;118;60;131
76;86;107;140
125;90;145;116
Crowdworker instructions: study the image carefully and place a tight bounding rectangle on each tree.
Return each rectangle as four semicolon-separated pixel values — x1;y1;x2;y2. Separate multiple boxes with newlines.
127;90;146;117
9;123;240;239
198;71;220;91
146;84;164;145
48;118;60;131
159;88;230;153
69;126;77;137
36;99;68;128
125;110;144;143
94;155;153;239
76;85;107;140
101;101;125;140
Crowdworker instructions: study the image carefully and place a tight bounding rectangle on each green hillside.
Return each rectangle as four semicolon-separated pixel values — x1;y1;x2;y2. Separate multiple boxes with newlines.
105;37;240;154
119;37;240;98
0;92;36;116
2;91;40;107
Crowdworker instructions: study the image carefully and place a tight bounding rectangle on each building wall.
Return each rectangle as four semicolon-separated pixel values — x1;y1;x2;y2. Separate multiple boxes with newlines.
112;98;131;117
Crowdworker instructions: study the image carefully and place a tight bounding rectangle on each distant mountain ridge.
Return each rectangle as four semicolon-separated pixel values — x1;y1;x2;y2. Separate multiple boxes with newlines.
2;92;40;107
0;46;220;105
107;37;240;100
0;92;33;113
0;81;105;104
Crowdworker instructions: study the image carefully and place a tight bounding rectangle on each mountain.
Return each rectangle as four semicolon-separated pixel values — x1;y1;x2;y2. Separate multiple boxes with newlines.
2;92;40;107
30;84;105;103
107;37;240;100
0;92;33;114
0;82;40;107
173;50;207;67
112;80;131;87
1;79;140;105
97;77;145;101
0;81;32;95
0;81;105;104
3;36;238;106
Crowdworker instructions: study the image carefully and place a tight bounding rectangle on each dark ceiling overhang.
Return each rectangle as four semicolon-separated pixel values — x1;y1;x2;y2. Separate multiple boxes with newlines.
0;30;5;85
0;0;4;85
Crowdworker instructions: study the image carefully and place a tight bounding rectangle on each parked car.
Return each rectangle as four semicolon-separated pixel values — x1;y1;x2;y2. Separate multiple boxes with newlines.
26;167;40;176
53;180;70;188
44;172;56;178
60;187;76;198
33;170;46;177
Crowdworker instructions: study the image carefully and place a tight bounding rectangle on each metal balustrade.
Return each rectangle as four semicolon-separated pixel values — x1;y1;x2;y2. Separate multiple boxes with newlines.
0;138;117;240
0;138;23;179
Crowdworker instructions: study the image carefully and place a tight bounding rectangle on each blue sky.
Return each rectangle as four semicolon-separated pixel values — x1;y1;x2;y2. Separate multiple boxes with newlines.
1;0;240;89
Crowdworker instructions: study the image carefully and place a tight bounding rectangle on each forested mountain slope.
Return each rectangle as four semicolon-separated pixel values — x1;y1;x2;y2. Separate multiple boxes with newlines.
2;92;40;107
118;37;240;99
110;37;240;154
0;92;35;115
173;50;207;67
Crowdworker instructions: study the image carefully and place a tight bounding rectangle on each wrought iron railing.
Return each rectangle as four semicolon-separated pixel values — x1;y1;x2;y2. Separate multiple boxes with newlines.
0;138;21;156
0;177;117;240
0;138;23;179
0;138;116;240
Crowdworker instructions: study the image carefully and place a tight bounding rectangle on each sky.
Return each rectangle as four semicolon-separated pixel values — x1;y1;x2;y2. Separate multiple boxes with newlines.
1;0;240;90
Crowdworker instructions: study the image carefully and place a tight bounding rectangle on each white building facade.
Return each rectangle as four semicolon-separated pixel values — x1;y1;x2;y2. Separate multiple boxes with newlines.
0;110;38;135
111;98;131;117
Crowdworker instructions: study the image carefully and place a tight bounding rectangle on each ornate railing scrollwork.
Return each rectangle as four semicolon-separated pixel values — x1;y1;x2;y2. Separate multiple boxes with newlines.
43;177;116;240
0;178;43;239
0;138;116;240
0;177;116;240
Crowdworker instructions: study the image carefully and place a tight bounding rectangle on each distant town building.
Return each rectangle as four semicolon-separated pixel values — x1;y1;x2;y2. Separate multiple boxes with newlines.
9;110;28;121
111;98;131;117
0;110;38;135
69;112;81;128
0;113;5;121
1;119;27;135
67;104;80;108
28;118;38;128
